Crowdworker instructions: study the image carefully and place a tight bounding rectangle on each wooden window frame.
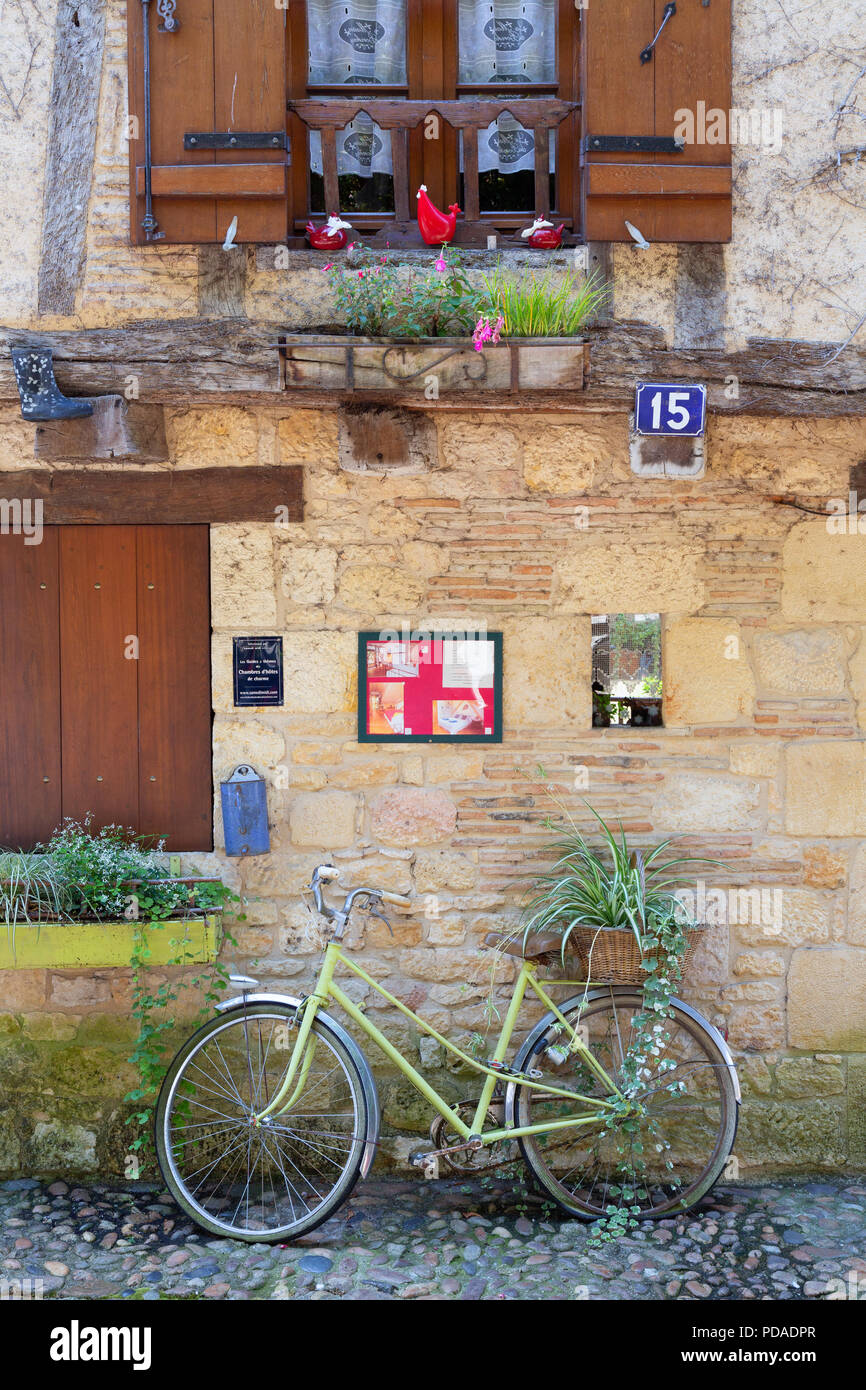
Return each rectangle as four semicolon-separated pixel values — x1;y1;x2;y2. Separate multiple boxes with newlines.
287;0;581;247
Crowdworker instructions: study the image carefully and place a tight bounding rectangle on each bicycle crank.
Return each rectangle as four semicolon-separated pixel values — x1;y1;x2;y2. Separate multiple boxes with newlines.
426;1099;518;1174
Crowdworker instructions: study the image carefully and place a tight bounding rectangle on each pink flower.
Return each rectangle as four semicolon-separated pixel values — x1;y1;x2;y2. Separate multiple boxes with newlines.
434;255;447;273
321;262;334;271
358;270;364;278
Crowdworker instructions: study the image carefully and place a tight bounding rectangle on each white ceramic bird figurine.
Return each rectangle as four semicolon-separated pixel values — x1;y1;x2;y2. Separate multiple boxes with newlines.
222;216;239;250
625;219;651;249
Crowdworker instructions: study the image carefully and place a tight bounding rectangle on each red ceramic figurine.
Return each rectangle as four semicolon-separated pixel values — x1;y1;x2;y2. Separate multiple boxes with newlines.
521;216;566;249
306;214;353;250
416;185;460;244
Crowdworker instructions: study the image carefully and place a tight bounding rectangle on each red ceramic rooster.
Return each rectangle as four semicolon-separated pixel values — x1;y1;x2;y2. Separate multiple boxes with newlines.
416;185;460;245
521;217;566;249
306;214;353;250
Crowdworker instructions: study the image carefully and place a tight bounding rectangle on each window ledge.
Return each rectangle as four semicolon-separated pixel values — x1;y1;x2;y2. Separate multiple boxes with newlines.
0;916;222;970
255;244;587;274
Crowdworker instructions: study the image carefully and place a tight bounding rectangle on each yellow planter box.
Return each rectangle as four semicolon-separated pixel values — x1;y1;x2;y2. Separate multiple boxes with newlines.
0;915;222;970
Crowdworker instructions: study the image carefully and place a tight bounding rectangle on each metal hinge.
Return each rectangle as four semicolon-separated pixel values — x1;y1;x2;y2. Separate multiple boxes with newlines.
184;131;289;152
586;135;684;154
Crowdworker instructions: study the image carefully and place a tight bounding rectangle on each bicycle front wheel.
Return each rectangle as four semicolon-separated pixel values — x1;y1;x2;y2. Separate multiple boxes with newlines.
155;1004;370;1242
513;990;738;1220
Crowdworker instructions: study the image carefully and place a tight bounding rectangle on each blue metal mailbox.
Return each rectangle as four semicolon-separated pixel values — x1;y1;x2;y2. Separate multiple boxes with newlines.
220;764;270;857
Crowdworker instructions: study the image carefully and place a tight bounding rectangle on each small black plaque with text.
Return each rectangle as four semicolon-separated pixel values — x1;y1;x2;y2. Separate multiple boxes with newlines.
233;637;283;707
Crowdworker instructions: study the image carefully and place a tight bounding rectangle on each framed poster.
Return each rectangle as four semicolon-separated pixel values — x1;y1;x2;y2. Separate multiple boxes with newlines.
357;631;503;743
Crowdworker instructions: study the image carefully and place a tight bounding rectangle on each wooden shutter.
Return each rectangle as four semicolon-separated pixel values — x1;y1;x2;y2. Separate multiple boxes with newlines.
0;527;212;852
0;531;61;849
128;0;289;245
581;0;732;242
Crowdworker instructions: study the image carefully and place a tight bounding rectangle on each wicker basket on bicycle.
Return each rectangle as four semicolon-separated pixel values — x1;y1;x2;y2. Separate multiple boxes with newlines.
567;922;707;986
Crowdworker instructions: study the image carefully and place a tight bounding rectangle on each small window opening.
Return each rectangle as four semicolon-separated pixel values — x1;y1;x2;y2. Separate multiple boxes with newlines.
591;613;663;728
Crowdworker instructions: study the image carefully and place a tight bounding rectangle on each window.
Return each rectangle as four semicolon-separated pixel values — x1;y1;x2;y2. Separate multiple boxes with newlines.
591;613;662;728
0;527;213;851
128;0;732;246
290;0;579;242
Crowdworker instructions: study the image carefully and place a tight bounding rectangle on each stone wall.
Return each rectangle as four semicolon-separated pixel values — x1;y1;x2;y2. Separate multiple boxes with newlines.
2;1;865;349
2;405;866;1176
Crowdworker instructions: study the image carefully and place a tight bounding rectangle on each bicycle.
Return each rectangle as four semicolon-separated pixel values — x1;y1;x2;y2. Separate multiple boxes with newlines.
155;864;740;1242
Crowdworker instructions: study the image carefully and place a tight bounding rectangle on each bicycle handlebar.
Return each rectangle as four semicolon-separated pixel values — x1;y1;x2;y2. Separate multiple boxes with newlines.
310;864;411;929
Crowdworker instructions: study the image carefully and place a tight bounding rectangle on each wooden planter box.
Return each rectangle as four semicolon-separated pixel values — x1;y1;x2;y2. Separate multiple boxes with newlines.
0;915;222;970
281;335;588;396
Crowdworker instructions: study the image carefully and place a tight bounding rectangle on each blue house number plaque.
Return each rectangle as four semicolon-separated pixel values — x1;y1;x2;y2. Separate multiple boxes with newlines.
634;382;707;437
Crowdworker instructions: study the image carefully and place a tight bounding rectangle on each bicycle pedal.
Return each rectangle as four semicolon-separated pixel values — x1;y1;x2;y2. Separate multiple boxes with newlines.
408;1149;440;1180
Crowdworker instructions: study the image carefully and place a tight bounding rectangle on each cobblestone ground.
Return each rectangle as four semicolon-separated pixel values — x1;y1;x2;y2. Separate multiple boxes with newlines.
1;1175;864;1301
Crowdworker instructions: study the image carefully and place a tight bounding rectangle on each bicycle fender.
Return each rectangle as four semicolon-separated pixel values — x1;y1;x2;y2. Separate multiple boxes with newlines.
214;992;381;1178
503;990;741;1125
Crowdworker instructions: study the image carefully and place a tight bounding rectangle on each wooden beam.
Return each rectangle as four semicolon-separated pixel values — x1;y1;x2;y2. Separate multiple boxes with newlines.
34;396;169;463
38;0;106;316
0;467;303;524
2;318;866;417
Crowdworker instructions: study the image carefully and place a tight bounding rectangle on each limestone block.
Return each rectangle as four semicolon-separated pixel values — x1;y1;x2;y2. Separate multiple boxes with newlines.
729;742;780;778
166;407;257;468
292;742;343;765
210;525;276;627
413;849;478;894
736;1055;774;1096
402;542;448;577
277;411;339;464
753;628;846;695
789;946;866;1050
401;755;425;785
503;616;590;728
0;970;46;1009
283;632;356;714
279;545;337;605
427;916;468;945
726;1005;786;1051
849;631;866;730
211;633;234;713
371;788;456;847
556;543;705;614
847;844;866;945
330;760;399;789
785;742;866;837
803;845;847;889
652;772;760;833
685;922;728;988
213;719;285;780
425;751;485;783
28;1122;97;1172
368;504;420;542
736;1100;845;1167
733;952;786;977
290;791;357;848
20;1013;79;1042
664;619;755;725
781;521;866;622
337;854;413;894
524;418;626;493
733;886;830;946
775;1057;845;1098
848;1057;866;1162
338;565;425;612
438;421;520;471
710;417;862;492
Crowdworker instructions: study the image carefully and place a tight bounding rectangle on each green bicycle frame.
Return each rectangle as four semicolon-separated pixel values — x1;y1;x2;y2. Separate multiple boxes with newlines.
254;941;624;1146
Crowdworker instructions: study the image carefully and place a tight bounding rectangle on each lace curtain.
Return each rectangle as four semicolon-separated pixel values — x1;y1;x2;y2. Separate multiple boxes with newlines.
306;1;556;190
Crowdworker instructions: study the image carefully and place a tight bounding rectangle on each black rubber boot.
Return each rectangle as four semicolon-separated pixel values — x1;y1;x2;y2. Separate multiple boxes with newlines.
10;346;94;421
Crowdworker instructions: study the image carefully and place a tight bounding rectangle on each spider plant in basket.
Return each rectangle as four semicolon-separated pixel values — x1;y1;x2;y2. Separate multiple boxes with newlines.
0;850;67;955
521;805;707;986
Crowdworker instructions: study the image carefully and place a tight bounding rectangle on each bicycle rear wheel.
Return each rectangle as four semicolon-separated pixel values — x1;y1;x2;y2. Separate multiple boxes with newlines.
513;991;738;1220
155;1004;370;1242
